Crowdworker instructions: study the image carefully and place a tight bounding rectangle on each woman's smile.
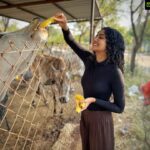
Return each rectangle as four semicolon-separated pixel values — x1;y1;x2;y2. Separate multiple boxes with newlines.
91;30;106;53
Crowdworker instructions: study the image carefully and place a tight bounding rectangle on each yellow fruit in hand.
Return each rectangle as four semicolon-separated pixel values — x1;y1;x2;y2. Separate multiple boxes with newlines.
75;94;86;113
75;94;84;101
39;17;55;28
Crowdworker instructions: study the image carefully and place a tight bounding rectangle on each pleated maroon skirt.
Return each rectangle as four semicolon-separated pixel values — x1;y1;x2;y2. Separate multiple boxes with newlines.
80;109;114;150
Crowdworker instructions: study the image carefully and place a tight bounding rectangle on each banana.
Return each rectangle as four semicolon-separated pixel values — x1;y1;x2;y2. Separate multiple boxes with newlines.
39;17;55;28
75;94;86;113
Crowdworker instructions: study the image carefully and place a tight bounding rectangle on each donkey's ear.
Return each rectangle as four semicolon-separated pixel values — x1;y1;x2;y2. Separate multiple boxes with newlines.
25;18;41;34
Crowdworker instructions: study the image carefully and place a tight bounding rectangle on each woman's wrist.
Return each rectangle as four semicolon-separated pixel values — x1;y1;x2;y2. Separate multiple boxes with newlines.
89;97;96;103
92;98;96;103
62;24;69;31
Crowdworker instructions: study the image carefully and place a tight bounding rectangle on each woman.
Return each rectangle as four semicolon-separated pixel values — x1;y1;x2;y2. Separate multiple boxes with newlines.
54;13;125;150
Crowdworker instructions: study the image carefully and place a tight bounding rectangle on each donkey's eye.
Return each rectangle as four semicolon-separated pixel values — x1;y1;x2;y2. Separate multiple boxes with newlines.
44;79;56;85
51;80;56;84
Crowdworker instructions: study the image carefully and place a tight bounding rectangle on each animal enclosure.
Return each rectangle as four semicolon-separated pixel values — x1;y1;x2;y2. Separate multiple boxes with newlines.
0;29;83;149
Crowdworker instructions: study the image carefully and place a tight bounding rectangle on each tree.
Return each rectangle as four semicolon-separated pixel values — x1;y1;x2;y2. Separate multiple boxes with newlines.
76;22;89;44
72;0;120;45
47;25;64;44
143;19;150;53
1;17;9;32
0;16;18;32
130;0;150;74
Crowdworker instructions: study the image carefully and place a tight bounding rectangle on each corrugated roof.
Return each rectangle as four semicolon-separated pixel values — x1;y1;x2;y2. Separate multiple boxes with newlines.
0;0;101;22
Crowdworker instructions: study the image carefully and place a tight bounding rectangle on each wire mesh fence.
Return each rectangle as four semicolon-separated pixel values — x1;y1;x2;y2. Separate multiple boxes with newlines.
0;32;83;150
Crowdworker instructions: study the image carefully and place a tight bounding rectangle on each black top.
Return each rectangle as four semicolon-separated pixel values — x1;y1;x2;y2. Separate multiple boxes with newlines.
62;28;125;113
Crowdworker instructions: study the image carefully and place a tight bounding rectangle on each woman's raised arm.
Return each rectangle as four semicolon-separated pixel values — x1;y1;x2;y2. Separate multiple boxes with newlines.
53;13;93;63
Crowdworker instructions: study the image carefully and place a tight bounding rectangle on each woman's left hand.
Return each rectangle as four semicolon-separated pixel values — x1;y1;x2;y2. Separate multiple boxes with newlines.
81;97;96;111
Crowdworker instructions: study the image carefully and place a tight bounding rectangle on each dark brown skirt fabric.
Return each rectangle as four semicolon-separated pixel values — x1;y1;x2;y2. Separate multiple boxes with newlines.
80;110;114;150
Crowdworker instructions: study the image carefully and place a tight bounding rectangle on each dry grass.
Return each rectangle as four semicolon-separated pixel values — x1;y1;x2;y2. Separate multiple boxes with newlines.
113;95;150;150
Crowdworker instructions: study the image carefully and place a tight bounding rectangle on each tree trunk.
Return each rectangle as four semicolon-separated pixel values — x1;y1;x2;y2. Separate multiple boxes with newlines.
129;0;149;74
130;43;140;74
78;35;82;43
2;17;9;32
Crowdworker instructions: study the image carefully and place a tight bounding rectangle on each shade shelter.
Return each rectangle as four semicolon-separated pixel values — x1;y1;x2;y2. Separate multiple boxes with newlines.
0;0;102;42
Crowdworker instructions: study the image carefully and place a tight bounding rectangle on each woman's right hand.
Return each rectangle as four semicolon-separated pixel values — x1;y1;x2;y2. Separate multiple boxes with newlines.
53;13;68;30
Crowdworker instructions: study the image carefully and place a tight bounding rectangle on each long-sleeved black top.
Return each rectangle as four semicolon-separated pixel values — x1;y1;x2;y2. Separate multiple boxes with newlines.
62;28;125;113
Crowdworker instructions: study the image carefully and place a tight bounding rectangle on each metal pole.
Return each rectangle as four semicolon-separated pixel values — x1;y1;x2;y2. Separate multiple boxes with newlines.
89;0;96;44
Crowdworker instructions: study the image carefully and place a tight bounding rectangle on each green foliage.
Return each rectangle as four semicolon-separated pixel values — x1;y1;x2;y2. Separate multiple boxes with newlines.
144;19;150;40
97;0;133;51
125;62;149;89
0;19;18;32
128;18;150;53
99;0;118;18
116;26;133;50
143;19;150;53
66;0;126;46
73;22;90;45
6;22;18;32
47;26;65;44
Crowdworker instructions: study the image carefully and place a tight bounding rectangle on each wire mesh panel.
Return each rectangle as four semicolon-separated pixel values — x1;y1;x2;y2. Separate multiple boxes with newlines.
0;19;48;149
0;32;83;150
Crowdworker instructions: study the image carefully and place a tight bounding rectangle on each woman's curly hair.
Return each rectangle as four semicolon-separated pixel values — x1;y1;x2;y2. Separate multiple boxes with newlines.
103;27;125;73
